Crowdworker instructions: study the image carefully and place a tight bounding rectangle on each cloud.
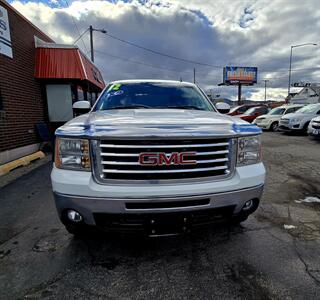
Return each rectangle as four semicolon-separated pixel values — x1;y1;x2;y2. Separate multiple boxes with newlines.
10;0;320;101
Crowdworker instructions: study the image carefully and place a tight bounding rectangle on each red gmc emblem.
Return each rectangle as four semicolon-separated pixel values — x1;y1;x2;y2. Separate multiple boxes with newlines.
139;152;197;166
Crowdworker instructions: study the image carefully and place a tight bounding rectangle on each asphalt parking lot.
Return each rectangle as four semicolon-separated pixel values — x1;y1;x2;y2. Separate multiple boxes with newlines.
0;132;320;299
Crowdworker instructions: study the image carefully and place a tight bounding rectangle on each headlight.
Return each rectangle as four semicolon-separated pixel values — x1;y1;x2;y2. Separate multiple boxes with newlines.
237;136;261;166
55;138;91;170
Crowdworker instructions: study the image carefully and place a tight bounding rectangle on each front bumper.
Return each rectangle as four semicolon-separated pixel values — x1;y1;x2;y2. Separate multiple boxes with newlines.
54;184;264;228
255;122;270;129
308;126;320;137
52;162;265;229
278;122;302;132
51;163;265;231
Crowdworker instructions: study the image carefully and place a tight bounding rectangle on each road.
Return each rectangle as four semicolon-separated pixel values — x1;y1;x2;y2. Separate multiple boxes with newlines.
1;132;320;299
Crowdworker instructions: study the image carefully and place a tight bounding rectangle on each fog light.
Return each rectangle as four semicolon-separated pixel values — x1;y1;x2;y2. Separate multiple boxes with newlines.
242;200;253;211
67;210;83;222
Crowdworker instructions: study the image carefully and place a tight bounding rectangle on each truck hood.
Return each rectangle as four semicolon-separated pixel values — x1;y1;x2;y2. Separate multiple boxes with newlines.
56;109;261;138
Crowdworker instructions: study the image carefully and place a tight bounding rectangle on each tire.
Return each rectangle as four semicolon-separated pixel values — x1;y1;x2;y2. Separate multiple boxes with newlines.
303;122;310;134
230;214;248;225
270;121;279;132
65;223;90;237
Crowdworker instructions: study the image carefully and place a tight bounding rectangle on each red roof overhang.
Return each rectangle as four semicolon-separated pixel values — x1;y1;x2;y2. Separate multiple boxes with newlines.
35;47;105;90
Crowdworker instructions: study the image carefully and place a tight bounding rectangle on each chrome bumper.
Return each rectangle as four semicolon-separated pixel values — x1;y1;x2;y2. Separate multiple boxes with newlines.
53;184;264;226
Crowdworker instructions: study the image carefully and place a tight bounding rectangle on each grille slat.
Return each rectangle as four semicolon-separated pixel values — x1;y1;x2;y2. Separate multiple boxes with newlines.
102;165;229;174
100;150;229;157
100;142;229;149
96;138;233;181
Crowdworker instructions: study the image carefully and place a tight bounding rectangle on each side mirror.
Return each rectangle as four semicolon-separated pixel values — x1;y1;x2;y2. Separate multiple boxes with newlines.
73;101;91;115
73;101;91;110
215;102;231;114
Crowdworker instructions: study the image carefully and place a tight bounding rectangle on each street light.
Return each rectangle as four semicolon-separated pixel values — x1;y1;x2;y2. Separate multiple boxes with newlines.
89;26;107;63
288;43;317;95
73;26;107;63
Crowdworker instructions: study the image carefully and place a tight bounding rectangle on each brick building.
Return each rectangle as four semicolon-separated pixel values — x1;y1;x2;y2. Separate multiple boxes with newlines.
0;1;104;165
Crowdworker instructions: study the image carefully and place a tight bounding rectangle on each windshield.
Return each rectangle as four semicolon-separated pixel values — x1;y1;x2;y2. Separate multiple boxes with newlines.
244;107;259;115
296;104;319;114
94;82;214;111
268;107;285;115
229;106;241;113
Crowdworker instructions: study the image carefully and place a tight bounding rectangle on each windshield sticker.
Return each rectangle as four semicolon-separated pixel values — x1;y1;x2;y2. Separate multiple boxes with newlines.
106;83;122;93
111;83;122;91
108;90;124;97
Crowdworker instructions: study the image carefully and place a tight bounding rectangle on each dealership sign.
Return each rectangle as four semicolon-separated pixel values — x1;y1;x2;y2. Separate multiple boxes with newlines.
223;66;257;85
0;5;12;58
292;82;320;87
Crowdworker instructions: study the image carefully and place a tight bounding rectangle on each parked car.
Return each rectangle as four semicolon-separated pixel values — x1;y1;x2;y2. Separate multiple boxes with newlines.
308;116;320;138
227;104;258;116
279;103;320;133
51;80;265;236
253;104;304;131
237;106;269;123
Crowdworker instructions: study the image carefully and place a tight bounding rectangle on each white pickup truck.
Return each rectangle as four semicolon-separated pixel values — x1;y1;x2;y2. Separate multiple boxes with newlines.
51;80;265;236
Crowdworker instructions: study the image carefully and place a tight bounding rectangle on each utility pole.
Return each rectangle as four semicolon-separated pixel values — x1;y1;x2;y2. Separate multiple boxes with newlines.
89;25;94;62
288;46;293;96
237;84;242;105
72;25;106;63
193;68;196;84
263;80;269;102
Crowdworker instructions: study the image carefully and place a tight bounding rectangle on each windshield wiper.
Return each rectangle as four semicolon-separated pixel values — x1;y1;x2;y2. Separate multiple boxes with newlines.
167;105;205;110
104;105;151;110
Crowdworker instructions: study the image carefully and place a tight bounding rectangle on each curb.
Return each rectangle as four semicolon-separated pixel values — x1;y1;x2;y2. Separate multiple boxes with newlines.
0;153;52;189
0;151;46;176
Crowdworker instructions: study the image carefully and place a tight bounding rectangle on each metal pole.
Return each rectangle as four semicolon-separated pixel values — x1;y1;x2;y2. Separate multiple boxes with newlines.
288;46;293;95
238;84;242;105
89;25;94;62
263;80;269;102
193;68;196;84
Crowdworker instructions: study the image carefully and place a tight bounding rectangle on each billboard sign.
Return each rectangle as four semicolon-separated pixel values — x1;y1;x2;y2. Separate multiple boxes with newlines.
223;66;257;85
0;5;12;58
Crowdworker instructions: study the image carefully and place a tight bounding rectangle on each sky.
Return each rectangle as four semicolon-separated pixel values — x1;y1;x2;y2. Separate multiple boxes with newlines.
8;0;320;101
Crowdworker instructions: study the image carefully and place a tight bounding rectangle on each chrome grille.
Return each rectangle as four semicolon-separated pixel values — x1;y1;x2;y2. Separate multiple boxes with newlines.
94;138;235;182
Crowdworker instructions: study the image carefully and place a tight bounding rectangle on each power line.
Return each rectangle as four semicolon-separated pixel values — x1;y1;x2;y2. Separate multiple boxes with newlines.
73;29;320;76
102;32;222;68
73;28;88;45
63;0;88;53
95;49;192;75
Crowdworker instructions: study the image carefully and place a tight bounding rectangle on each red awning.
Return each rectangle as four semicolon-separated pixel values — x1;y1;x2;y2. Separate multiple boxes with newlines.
35;47;105;90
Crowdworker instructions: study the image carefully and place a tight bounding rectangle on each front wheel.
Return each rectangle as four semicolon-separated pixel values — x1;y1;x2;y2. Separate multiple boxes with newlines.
270;121;279;132
230;214;248;225
65;223;91;237
303;122;310;134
